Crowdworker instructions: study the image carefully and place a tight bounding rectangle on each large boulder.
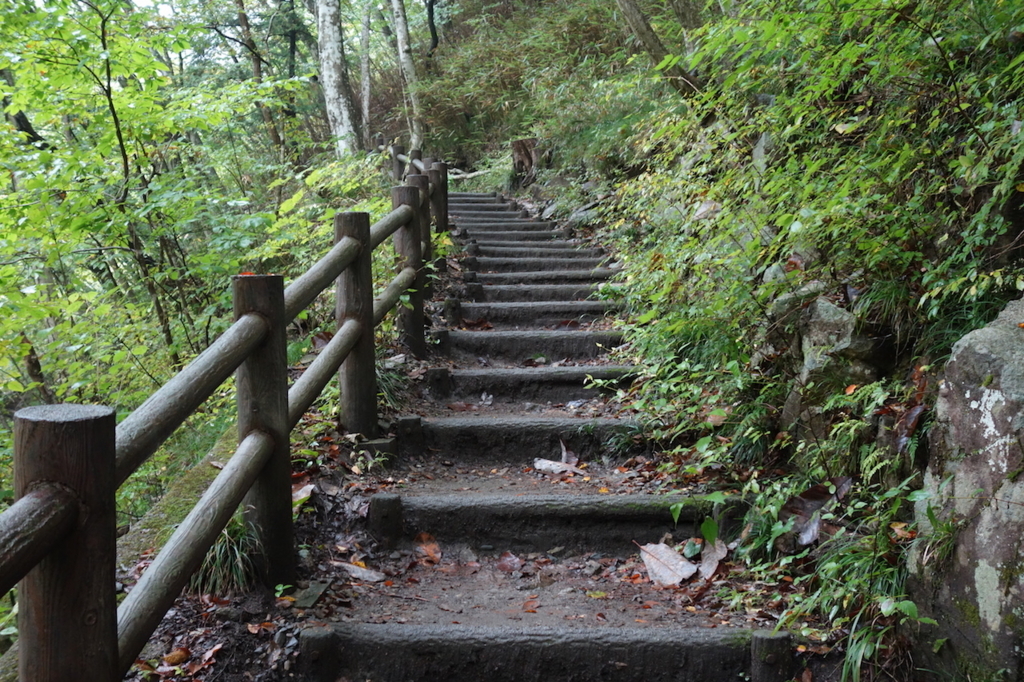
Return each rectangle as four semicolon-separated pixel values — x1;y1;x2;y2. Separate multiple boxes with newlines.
909;298;1024;679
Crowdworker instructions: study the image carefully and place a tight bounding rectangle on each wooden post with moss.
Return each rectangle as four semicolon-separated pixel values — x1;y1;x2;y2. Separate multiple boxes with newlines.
391;185;426;358
428;161;449;234
14;404;117;681
391;144;406;181
233;274;294;586
336;212;377;437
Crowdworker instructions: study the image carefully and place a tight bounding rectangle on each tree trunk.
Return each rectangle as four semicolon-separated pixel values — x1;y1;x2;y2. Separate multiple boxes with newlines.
390;0;424;149
668;0;701;30
317;0;363;155
425;0;439;56
359;0;372;150
235;0;285;150
614;0;701;95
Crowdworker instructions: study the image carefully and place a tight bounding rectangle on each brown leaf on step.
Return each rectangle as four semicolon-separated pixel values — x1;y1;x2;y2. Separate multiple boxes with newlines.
552;319;580;328
415;532;442;565
523;598;540;612
461;317;493;330
801;668;814;682
496;551;523;572
778;476;853;548
447;402;478;412
163;647;191;666
312;331;334;350
895;404;927;454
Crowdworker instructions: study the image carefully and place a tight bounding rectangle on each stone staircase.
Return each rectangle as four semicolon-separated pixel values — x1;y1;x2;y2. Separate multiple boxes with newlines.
298;192;786;682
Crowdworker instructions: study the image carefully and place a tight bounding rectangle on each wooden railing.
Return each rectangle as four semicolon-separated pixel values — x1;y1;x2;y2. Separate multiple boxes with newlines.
0;152;448;679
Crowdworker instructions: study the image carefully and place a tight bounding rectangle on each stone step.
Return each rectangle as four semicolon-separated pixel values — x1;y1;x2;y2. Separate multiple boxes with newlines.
470;256;608;272
301;623;760;682
368;490;718;555
437;329;623;361
456;220;556;230
396;415;632;461
473;268;617;284
454;299;617;325
425;364;634;402
467;283;601;302
459;229;568;242
447;202;520;211
467;244;604;257
449;191;498;198
451;210;531;220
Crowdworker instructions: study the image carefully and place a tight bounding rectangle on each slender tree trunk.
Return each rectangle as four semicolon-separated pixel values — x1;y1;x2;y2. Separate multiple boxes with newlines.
235;0;285;150
614;0;701;95
317;0;363;155
667;0;700;30
390;0;424;149
425;0;439;56
360;0;372;150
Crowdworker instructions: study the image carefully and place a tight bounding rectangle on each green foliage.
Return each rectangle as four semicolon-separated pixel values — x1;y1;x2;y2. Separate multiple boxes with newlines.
187;516;262;596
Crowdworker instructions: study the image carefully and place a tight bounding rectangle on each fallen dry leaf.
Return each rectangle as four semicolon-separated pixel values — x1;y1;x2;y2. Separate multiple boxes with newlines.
698;538;728;580
339;562;387;582
415;532;442;565
533;458;585;475
496;551;523;572
162;647;190;666
639;542;697;586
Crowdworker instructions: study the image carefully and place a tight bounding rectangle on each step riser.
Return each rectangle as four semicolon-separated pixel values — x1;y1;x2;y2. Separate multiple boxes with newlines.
439;330;623;361
426;366;633;403
460;230;567;241
381;493;710;555
467;284;600;302
471;246;604;257
451;211;530;220
475;270;614;284
447;203;520;211
301;625;754;682
455;220;552;228
471;257;607;272
399;416;632;461
457;301;615;326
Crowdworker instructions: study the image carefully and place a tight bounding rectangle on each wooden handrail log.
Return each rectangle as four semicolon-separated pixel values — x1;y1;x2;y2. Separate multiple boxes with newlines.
373;266;417;327
116;430;275;676
115;312;270;486
370;204;415;250
0;485;78;595
287;318;362;429
283;234;362;323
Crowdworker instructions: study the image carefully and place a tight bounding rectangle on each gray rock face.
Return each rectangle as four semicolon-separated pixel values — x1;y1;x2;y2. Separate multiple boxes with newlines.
909;298;1024;679
775;296;879;436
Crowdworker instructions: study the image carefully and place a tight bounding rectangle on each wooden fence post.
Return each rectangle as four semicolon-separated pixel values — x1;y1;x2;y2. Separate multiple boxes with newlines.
391;185;426;358
428;161;449;234
233;274;294;587
391;144;406;182
407;173;432;300
406;173;432;266
409;148;422;172
336;212;377;437
14;404;117;681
